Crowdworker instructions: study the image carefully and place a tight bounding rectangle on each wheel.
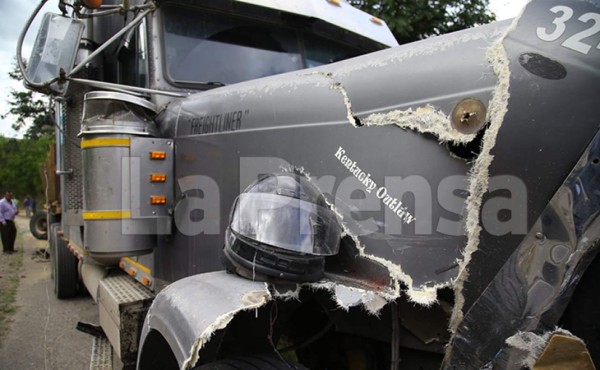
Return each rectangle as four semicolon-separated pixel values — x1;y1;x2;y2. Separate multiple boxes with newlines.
30;210;48;240
53;228;79;299
193;354;309;370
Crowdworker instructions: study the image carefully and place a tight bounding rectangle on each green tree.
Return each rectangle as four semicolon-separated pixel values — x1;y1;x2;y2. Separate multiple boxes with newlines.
0;60;54;200
0;135;52;199
349;0;496;44
1;60;54;140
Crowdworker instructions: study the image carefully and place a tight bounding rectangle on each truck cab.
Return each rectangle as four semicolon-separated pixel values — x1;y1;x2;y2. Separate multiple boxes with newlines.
18;0;600;369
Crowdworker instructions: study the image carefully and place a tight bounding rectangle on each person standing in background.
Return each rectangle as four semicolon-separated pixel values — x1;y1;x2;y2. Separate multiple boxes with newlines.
0;191;19;254
24;196;31;217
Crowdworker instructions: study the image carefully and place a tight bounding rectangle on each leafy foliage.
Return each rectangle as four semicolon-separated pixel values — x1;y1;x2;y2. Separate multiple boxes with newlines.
1;60;54;140
0;61;54;199
0;135;53;198
348;0;496;44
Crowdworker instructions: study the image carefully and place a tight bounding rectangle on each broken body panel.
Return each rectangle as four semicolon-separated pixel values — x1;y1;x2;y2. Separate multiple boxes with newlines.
18;0;600;369
157;19;510;298
148;0;600;368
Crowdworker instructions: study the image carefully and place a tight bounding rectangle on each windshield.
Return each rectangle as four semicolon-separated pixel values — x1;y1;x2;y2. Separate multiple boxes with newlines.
162;6;373;86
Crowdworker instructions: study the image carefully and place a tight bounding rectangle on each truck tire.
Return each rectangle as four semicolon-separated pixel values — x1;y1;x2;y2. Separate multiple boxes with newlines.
48;223;61;280
53;231;79;299
30;210;48;240
193;354;309;370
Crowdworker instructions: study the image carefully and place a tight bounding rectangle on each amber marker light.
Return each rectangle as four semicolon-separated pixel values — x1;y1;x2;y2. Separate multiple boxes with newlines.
370;17;383;25
150;173;167;183
150;196;167;205
83;0;103;9
150;151;167;160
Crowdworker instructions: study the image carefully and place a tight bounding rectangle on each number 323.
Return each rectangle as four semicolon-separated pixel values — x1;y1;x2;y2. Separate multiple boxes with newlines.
536;5;600;55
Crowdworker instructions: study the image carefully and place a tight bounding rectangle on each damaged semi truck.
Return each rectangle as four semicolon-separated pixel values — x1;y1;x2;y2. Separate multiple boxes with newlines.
17;0;600;369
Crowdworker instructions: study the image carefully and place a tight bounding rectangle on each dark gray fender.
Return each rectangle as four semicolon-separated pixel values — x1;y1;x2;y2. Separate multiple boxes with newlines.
137;271;270;369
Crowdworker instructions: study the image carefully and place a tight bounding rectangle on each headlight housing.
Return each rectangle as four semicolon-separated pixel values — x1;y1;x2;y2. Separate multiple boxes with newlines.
224;173;342;282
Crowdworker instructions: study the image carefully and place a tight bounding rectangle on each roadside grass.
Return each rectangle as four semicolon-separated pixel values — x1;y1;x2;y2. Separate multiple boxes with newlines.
0;231;24;346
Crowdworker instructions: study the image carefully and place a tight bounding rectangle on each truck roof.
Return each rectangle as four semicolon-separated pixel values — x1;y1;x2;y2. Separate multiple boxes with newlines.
235;0;399;47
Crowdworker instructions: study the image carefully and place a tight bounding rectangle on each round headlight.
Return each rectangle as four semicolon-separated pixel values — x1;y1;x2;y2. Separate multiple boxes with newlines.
223;173;342;282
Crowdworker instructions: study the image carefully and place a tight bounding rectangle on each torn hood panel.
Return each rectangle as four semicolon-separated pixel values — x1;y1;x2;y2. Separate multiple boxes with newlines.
155;0;599;308
156;20;511;297
144;0;600;369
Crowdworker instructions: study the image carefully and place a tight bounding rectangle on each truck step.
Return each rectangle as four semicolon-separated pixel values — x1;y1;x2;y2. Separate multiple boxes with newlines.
90;335;113;370
101;274;155;307
98;273;155;366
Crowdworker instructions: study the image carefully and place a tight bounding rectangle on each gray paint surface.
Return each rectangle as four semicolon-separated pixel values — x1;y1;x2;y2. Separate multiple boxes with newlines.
154;20;511;294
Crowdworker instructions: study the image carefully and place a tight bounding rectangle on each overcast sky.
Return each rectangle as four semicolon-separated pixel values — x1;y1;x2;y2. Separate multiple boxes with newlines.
0;0;525;138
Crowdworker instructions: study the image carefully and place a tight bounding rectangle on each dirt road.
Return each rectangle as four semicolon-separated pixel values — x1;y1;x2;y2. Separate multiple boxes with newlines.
0;215;98;369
